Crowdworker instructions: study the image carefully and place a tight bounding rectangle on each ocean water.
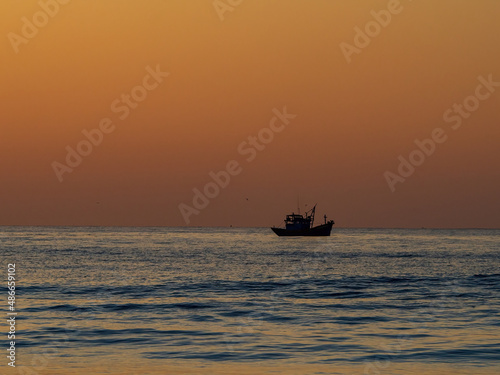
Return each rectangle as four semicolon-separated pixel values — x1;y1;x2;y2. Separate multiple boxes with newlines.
1;227;499;374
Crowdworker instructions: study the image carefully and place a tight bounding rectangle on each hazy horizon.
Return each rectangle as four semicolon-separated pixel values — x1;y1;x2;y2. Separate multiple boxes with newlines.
2;225;499;230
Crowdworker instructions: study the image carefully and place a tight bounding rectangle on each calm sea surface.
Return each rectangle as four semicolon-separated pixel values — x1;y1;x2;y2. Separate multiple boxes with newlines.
1;227;499;374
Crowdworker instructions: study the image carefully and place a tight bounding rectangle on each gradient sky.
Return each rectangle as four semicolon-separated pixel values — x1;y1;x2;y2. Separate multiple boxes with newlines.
1;0;499;227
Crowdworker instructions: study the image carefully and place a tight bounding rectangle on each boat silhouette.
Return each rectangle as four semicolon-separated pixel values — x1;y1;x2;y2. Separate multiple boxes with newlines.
271;204;334;236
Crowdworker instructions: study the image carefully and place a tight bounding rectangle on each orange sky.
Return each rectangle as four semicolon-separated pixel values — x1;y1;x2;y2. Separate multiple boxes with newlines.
1;0;499;228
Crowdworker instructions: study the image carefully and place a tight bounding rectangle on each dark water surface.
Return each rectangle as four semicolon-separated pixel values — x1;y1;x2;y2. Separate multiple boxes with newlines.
1;227;499;374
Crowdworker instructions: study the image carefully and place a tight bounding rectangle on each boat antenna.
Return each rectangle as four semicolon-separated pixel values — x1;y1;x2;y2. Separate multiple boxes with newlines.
297;196;300;215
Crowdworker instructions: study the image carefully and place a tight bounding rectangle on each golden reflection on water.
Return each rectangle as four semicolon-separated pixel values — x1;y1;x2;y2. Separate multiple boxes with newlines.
14;362;500;375
8;227;500;374
18;294;500;375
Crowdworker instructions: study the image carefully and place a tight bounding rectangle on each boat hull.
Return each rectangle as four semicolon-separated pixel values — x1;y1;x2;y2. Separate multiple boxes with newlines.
271;222;334;237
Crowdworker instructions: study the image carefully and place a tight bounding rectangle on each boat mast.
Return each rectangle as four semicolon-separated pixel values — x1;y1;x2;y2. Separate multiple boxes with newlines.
310;204;316;228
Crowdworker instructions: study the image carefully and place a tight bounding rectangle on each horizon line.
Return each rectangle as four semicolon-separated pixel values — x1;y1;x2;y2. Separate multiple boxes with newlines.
0;225;499;230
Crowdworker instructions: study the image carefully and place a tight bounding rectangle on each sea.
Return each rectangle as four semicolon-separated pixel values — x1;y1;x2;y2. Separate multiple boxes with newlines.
1;227;499;374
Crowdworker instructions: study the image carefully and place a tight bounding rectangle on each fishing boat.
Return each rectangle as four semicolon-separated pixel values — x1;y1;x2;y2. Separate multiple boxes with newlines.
271;205;334;237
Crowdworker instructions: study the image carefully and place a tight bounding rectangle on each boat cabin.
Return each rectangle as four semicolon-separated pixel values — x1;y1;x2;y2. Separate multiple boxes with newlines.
285;213;313;230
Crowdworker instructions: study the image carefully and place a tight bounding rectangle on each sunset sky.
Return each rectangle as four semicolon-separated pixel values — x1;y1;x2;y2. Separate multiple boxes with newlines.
1;0;499;228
